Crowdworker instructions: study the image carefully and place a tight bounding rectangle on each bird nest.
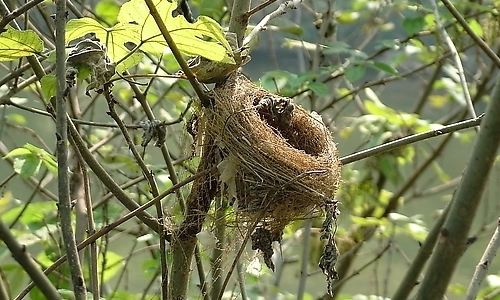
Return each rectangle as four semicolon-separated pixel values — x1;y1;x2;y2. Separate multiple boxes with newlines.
202;72;341;234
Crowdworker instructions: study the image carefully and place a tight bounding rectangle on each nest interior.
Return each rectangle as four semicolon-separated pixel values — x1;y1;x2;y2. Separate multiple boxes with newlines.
203;72;341;236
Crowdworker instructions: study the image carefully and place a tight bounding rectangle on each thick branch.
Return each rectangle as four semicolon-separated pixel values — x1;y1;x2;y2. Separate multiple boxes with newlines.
416;75;500;299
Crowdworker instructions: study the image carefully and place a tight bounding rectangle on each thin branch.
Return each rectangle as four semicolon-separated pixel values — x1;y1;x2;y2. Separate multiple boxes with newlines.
14;168;211;300
466;218;500;300
246;0;278;18
243;0;303;47
0;220;61;300
55;0;86;295
392;204;450;300
416;74;500;300
440;0;500;68
0;0;44;31
340;114;483;165
430;0;476;119
143;0;210;107
297;219;313;300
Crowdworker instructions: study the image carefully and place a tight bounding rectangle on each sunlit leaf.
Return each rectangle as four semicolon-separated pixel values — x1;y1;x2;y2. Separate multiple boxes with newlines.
117;0;234;63
0;27;43;61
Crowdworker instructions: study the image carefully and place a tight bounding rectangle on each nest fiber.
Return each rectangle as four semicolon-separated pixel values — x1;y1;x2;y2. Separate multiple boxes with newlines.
204;72;341;234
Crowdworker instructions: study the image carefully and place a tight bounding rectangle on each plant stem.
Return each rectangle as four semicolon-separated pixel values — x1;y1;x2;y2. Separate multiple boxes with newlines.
340;114;483;165
416;74;500;299
440;0;500;68
466;218;500;300
297;219;312;300
392;204;450;300
14;168;211;300
229;0;251;46
55;0;86;296
0;221;61;300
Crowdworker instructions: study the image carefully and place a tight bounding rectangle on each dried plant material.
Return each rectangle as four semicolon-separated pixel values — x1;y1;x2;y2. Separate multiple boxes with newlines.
201;72;341;286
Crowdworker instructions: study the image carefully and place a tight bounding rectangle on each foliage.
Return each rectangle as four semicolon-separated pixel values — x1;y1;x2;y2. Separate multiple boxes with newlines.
0;0;499;299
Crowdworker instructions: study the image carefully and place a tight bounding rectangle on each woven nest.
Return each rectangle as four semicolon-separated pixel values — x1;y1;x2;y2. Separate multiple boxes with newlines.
203;72;341;236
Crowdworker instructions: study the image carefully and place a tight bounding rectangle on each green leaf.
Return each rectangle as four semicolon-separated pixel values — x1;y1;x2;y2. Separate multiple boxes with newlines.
117;0;234;64
0;27;43;61
4;143;57;177
1;201;57;225
371;61;398;75
403;16;425;36
308;82;329;96
345;64;366;82
66;17;141;70
40;75;57;102
95;0;120;25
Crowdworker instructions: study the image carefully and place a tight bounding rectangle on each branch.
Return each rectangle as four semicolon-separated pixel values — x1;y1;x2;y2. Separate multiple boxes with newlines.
0;220;61;300
340;114;483;165
466;218;500;300
14;168;211;300
229;0;251;46
440;0;500;68
392;204;450;300
415;74;500;299
0;0;44;31
246;0;278;18
243;0;302;47
430;0;476;120
55;0;86;297
143;0;210;107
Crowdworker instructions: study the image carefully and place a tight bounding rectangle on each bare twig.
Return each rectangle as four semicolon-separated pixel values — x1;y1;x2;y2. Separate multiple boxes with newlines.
466;218;500;300
430;0;476;119
392;204;450;300
297;219;312;300
246;0;279;18
243;0;303;47
0;221;61;300
340;114;483;165
14;168;211;300
440;0;500;68
0;0;44;31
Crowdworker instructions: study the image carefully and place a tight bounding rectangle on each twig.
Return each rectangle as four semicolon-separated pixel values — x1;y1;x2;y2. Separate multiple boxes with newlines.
55;0;86;297
236;262;248;300
246;0;279;18
415;75;500;299
466;218;500;300
430;0;476;120
243;0;303;47
103;84;168;300
0;0;44;31
440;0;500;68
143;0;210;107
332;243;392;289
340;114;483;165
297;219;312;300
392;204;450;300
0;268;9;300
0;220;61;300
14;168;211;300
